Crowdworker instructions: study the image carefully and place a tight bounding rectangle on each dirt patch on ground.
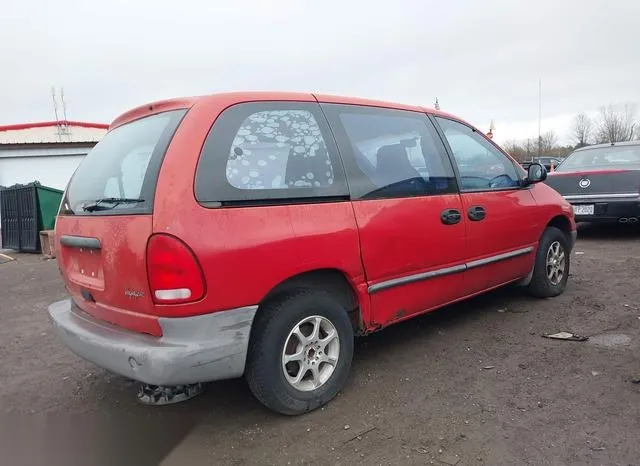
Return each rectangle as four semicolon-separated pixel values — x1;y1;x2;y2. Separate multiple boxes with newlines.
1;224;639;465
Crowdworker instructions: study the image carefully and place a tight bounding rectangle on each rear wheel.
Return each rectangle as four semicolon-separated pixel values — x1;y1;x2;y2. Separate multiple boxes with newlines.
245;289;354;415
527;226;570;298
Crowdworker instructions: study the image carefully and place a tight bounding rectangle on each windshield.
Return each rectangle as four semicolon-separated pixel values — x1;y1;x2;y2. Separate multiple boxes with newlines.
556;145;640;172
62;110;186;215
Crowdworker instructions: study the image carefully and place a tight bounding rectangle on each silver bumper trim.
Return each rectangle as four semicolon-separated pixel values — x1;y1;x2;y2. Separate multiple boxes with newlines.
564;193;639;201
48;299;258;386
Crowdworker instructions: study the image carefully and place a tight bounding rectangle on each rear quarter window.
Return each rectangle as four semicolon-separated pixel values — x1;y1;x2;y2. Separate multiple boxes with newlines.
195;102;348;205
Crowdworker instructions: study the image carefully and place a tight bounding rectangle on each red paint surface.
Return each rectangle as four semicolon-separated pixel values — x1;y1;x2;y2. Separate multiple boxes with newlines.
0;120;108;131
55;92;575;336
461;189;540;295
56;215;162;336
352;195;466;326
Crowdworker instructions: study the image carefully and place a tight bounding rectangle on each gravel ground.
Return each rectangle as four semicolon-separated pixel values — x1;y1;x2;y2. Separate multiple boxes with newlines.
1;224;639;466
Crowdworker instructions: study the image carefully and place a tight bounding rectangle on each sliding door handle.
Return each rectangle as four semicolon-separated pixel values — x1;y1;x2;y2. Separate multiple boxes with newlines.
441;209;462;225
468;206;486;221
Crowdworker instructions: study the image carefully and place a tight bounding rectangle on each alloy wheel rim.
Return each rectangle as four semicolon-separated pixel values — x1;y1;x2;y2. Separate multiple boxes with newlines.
282;315;340;391
546;241;566;285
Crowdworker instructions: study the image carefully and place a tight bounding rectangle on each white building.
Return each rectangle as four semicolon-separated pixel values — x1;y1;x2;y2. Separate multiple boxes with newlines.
0;121;107;246
0;120;108;190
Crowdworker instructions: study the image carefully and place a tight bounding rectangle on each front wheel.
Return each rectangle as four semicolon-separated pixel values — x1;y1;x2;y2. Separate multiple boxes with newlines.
245;289;354;415
527;226;570;298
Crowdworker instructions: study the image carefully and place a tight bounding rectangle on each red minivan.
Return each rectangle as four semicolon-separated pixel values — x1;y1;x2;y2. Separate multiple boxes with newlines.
49;92;576;414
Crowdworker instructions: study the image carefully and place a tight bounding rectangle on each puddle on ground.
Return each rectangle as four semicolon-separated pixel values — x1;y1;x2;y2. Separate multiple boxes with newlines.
588;333;632;348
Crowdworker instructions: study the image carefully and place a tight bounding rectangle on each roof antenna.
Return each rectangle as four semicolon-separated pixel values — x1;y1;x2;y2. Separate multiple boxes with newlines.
51;87;60;123
487;120;495;139
434;97;440;111
52;87;63;141
59;87;70;137
60;87;68;122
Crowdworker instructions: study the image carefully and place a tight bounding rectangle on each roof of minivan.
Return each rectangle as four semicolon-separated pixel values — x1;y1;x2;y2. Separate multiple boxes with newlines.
573;140;640;152
109;92;461;130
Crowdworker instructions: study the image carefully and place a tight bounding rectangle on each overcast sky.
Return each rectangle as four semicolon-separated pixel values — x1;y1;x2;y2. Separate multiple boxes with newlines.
2;0;639;144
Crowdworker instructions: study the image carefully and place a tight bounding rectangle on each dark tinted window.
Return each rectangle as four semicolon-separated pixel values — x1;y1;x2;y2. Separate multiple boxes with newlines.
436;117;520;191
321;104;457;199
195;102;347;204
62;109;186;215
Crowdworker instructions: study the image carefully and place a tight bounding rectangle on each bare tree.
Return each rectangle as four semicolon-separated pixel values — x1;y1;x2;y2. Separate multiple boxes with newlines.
502;134;573;161
525;138;535;159
571;113;592;148
596;103;638;143
503;140;526;161
538;130;558;155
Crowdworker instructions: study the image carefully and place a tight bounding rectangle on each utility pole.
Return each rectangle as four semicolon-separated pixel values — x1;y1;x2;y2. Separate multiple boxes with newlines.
538;79;542;157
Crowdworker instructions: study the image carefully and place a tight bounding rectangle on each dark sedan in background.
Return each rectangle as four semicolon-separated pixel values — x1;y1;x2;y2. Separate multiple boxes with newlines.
544;141;640;224
522;156;564;172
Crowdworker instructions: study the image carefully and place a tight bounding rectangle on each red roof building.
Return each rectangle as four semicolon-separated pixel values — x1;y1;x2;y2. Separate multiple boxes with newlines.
0;120;108;189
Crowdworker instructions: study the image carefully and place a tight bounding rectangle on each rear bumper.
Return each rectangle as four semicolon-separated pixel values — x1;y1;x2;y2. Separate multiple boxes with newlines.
48;299;258;386
570;198;640;223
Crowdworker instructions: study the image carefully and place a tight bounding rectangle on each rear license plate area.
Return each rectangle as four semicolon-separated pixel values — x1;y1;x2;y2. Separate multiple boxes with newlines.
64;246;105;290
574;204;594;215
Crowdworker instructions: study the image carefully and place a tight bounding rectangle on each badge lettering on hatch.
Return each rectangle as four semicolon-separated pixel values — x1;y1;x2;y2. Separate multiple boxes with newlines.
125;289;145;299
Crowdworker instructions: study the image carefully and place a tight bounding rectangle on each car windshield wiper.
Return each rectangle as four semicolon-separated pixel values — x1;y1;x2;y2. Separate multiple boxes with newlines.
82;198;145;212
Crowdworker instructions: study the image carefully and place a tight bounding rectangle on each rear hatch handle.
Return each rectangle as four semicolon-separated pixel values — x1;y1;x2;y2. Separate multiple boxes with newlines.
60;235;101;250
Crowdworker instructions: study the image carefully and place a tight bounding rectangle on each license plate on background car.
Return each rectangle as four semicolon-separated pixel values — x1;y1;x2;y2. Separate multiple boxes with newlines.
574;204;594;215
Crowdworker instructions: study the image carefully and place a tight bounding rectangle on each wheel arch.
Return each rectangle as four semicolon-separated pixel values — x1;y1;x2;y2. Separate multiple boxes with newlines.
546;214;572;243
519;214;573;287
257;268;363;331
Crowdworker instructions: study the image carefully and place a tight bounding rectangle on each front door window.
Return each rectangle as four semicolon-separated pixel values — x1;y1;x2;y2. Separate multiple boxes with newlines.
436;117;521;191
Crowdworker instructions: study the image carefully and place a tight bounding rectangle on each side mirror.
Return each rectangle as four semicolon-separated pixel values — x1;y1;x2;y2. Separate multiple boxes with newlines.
526;163;547;184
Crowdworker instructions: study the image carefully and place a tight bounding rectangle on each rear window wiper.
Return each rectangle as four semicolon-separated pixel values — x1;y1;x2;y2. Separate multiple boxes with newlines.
82;198;145;212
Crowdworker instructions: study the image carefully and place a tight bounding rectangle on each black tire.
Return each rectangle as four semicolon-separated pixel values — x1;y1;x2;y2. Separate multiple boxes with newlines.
527;226;570;298
245;289;354;415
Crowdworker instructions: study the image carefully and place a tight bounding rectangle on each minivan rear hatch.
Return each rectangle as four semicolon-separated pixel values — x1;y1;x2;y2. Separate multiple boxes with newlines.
56;109;186;336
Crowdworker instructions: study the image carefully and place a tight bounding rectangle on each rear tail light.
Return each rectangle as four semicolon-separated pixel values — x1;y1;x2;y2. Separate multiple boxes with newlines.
146;234;205;305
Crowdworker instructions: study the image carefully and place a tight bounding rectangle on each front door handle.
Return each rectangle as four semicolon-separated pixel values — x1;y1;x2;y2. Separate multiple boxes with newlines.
441;208;462;225
468;205;486;221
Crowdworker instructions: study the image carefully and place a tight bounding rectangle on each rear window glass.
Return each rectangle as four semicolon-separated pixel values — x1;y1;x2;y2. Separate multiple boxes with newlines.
195;102;348;205
62;110;185;215
557;145;640;172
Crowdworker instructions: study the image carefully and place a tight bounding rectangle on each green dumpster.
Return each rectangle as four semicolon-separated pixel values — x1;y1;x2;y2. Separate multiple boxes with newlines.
0;183;63;252
36;185;64;230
